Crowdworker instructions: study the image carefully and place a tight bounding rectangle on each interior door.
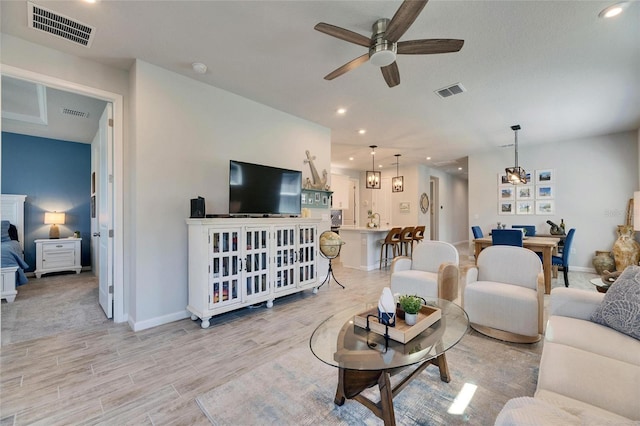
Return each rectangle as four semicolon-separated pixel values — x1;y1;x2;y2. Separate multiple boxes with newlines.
97;104;114;318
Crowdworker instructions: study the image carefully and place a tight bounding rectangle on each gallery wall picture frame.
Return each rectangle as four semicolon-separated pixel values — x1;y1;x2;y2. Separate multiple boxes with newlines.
499;201;515;215
516;185;534;200
536;184;554;199
498;173;510;185
536;200;555;215
535;169;555;184
399;202;410;213
499;186;515;200
516;200;534;215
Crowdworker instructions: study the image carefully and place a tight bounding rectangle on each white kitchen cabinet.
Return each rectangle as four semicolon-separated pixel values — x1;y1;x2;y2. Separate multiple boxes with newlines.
331;174;350;210
186;218;321;328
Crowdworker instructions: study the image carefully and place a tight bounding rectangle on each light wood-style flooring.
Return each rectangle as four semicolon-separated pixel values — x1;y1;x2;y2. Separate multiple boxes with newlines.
1;244;595;425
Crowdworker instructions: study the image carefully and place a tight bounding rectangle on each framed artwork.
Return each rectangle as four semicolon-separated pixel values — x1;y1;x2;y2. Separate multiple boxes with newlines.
499;186;515;200
90;195;96;218
399;202;410;213
516;185;534;200
536;184;554;199
498;201;515;215
516;200;534;215
497;173;510;185
535;169;555;184
536;200;555;215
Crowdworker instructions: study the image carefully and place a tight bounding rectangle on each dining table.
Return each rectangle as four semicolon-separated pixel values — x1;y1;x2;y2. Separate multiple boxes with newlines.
473;236;561;294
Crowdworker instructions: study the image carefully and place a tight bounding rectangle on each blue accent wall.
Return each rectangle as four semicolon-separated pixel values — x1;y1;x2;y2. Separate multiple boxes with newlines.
1;132;92;271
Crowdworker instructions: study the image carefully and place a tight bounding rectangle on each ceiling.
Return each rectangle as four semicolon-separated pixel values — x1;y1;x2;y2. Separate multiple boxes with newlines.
1;0;639;177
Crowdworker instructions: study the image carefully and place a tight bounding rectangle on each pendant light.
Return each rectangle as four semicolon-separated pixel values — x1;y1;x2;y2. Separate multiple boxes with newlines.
392;154;403;192
505;124;527;185
366;145;381;189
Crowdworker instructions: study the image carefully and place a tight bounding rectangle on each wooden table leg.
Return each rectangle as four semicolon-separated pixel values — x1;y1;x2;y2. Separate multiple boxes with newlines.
378;371;396;426
542;247;552;294
474;242;481;261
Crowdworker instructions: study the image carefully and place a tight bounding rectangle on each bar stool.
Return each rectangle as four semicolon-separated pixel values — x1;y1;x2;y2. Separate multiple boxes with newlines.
379;227;402;269
413;226;425;244
399;226;415;257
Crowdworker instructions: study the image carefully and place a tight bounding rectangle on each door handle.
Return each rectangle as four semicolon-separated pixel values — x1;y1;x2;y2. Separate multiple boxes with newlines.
93;232;101;237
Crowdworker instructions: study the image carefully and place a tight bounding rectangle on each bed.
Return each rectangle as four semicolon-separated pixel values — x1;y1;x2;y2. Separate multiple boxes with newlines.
1;194;27;303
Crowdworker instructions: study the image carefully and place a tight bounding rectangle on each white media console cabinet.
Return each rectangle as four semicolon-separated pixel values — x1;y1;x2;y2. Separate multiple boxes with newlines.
186;217;323;328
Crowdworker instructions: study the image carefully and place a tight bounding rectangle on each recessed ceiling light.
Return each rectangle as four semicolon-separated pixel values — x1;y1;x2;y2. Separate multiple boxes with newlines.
378;164;383;168
458;167;463;171
337;108;346;115
192;62;207;74
358;129;366;135
349;157;354;161
598;2;629;18
83;0;97;3
426;156;432;160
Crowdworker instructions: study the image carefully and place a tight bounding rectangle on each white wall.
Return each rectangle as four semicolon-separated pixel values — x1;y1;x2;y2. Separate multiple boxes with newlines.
129;60;331;329
469;130;639;271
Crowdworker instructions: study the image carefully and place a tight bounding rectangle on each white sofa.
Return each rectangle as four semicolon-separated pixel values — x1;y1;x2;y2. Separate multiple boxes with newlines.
496;287;640;424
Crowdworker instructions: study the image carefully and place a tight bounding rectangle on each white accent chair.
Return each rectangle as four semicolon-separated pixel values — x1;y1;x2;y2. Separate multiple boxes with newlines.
390;240;459;302
462;245;544;343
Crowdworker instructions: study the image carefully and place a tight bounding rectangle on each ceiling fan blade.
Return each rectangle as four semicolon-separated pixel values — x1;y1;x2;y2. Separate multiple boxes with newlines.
324;54;370;80
314;23;371;47
397;39;464;55
381;62;400;88
385;0;428;42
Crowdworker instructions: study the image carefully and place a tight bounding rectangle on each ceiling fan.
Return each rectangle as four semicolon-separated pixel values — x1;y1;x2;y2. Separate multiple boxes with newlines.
314;0;464;88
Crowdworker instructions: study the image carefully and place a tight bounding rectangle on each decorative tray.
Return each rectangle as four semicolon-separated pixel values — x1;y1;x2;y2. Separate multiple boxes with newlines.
353;305;442;344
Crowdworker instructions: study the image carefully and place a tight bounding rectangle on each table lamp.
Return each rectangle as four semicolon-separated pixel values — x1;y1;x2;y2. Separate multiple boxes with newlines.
44;212;65;239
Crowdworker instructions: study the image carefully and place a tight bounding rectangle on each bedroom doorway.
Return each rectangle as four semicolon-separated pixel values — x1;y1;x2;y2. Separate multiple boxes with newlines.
1;65;125;323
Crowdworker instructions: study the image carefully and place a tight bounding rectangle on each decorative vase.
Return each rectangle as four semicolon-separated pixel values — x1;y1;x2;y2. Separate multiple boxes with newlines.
612;225;640;272
404;313;418;326
592;251;616;275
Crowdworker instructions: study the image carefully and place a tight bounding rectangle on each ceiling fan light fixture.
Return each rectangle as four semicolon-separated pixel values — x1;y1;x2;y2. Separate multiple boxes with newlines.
369;44;397;67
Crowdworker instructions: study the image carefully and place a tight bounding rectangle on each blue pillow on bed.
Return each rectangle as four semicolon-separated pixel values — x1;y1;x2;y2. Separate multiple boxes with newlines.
1;220;10;242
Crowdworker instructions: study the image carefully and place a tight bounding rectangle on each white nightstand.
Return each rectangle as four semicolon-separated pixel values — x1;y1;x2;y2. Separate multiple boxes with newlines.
34;238;82;278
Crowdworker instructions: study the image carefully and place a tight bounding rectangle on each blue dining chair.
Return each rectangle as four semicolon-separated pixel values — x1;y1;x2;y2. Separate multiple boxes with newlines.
491;229;523;247
471;226;483;239
512;225;536;237
551;228;575;287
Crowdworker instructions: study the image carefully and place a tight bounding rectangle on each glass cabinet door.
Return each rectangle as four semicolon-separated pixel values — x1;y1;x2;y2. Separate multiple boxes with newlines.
209;228;241;308
298;225;316;286
273;226;297;293
244;227;270;300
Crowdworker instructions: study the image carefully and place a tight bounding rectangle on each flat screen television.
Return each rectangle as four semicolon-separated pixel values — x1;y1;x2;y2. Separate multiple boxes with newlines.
229;160;302;216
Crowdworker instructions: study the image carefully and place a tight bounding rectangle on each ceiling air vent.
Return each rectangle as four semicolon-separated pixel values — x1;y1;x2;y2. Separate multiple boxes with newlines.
435;83;466;99
27;1;95;48
61;108;90;119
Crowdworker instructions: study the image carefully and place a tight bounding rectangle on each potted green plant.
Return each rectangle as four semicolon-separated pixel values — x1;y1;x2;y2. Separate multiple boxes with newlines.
398;295;422;326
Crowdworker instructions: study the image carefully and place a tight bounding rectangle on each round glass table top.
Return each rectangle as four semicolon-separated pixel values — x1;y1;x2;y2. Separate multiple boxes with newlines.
309;298;469;371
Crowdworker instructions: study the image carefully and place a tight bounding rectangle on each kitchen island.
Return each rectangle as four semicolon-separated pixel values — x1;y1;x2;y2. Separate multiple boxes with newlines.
339;226;392;271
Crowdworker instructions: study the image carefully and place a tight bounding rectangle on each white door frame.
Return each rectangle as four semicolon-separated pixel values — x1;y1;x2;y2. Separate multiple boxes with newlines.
1;64;126;323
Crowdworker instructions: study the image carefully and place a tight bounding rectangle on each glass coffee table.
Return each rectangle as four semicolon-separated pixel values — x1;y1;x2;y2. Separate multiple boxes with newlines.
309;298;468;426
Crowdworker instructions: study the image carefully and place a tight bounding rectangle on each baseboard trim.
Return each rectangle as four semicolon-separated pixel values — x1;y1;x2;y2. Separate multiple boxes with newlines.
129;310;191;332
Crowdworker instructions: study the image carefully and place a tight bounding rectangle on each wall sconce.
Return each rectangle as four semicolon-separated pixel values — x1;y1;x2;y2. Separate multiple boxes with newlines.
505;124;528;185
366;145;381;189
44;212;65;239
392;153;403;193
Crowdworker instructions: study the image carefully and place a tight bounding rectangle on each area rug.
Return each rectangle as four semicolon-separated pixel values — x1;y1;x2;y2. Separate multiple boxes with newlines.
196;331;541;425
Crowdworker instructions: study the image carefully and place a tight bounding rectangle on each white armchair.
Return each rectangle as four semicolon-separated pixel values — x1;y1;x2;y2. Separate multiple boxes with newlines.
390;240;459;302
462;245;544;343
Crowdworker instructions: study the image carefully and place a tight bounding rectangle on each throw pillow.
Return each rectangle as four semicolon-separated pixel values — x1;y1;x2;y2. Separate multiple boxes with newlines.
591;265;640;340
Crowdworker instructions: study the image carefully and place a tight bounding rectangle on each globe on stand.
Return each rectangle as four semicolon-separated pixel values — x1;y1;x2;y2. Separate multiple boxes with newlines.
315;231;346;292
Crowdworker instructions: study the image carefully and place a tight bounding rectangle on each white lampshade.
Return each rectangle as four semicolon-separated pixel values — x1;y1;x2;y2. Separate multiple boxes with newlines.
634;191;640;231
44;212;65;225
